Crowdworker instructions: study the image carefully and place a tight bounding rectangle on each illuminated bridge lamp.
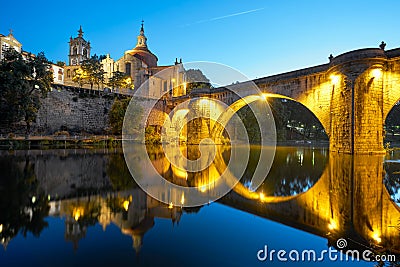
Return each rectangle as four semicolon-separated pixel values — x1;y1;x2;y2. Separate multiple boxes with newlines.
328;220;337;231
372;232;382;243
168;202;174;209
261;93;268;101
259;192;266;201
372;68;382;79
330;74;340;85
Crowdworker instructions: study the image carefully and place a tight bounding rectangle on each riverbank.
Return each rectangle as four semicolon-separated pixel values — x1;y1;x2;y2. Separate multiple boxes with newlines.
0;135;122;149
0;135;333;150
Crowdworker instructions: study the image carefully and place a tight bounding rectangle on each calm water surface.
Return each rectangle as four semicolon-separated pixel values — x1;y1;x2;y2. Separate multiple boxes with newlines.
0;145;399;266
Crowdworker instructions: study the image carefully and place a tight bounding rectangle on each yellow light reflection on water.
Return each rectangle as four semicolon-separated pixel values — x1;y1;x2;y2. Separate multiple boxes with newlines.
73;208;84;221
372;232;382;243
123;200;130;211
200;185;207;193
328;220;337;231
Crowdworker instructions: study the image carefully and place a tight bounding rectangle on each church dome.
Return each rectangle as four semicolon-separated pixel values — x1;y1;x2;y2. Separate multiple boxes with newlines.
126;22;158;67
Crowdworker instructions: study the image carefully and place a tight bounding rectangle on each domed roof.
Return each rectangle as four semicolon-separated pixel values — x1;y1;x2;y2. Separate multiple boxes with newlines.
126;21;158;67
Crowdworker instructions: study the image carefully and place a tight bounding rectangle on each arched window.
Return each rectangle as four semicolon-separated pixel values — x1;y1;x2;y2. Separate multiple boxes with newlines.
73;46;78;55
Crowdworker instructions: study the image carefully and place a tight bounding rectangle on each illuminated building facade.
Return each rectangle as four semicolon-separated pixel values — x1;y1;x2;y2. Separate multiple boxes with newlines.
104;22;186;97
0;30;22;59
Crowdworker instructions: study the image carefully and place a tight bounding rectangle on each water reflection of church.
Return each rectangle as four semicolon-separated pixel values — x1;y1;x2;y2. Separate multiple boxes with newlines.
48;188;181;253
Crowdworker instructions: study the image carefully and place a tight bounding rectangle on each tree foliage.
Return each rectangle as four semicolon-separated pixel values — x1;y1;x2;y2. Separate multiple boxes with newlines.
0;156;50;245
237;98;328;143
185;69;211;93
73;54;105;89
108;71;133;90
0;48;53;134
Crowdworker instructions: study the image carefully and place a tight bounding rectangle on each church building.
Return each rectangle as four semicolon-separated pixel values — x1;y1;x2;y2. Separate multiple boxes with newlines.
64;22;186;98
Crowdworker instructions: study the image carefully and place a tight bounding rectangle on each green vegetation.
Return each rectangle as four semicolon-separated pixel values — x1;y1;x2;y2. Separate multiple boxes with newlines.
107;71;133;90
237;98;328;143
0;156;50;243
109;97;132;135
106;153;136;190
185;69;212;93
0;48;53;135
72;54;105;89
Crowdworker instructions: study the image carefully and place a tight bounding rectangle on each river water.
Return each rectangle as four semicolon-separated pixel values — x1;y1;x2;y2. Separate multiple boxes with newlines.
0;145;399;266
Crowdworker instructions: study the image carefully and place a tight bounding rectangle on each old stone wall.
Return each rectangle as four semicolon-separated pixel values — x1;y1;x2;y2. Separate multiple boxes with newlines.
34;88;114;135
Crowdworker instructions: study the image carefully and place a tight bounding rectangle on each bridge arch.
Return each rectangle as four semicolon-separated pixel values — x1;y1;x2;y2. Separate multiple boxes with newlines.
210;93;329;144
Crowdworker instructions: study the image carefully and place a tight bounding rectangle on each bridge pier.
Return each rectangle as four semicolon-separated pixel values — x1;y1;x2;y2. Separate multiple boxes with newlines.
328;49;386;154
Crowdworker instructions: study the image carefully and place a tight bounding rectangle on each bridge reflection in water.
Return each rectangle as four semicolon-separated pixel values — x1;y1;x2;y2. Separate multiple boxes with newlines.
0;146;399;262
143;145;400;255
221;152;400;255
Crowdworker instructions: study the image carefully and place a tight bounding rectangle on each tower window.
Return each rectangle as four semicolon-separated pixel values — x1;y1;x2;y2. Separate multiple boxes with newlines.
73;46;78;55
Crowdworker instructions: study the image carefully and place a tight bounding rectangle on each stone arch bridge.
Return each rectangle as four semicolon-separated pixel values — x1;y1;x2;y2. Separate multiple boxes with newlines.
159;47;400;154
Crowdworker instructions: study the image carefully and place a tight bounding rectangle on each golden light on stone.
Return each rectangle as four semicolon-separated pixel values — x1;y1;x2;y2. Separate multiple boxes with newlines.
330;74;339;85
172;166;188;180
259;192;266;201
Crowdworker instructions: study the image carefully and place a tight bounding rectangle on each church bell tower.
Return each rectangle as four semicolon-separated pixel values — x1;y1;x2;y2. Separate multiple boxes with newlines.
68;26;91;66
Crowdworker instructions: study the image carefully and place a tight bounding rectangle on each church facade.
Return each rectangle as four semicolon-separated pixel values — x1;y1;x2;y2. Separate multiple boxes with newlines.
64;23;186;99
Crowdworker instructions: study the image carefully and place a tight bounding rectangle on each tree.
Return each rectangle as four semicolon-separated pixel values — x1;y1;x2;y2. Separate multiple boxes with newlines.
185;69;211;93
77;54;105;90
55;61;65;67
0;48;53;135
108;71;133;90
72;67;87;87
0;155;50;246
